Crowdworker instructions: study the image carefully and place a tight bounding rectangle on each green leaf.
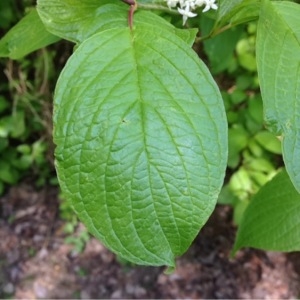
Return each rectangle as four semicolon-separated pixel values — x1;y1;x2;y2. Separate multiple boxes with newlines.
233;199;249;226
0;116;12;138
254;131;282;155
0;9;60;59
229;167;253;201
217;184;239;205
37;1;127;43
228;125;249;168
256;0;300;191
245;95;263;134
216;0;260;27
202;16;244;74
217;0;244;20
0;96;9;113
0;138;8;152
37;1;197;46
236;36;257;72
10;111;26;139
0;160;19;184
54;26;227;266
233;169;300;254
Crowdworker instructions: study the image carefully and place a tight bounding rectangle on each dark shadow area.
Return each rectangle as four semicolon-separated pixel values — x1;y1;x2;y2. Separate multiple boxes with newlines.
0;182;299;299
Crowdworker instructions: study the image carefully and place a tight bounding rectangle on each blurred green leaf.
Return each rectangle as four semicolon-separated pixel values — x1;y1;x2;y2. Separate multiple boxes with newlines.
236;36;257;71
202;16;244;74
13;155;33;170
233;199;249;225
11;111;25;138
0;137;8;152
228;126;249;168
0;96;9;113
255;131;282;154
230;89;246;105
229;167;253;200
247;139;264;157
248;170;273;187
246;157;275;173
16;144;31;155
0;8;60;59
245;95;263;134
236;74;254;90
218;184;239;205
0;160;19;184
0;116;12;138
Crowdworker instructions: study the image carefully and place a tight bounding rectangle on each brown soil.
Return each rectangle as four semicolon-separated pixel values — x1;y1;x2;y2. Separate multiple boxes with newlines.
1;182;300;299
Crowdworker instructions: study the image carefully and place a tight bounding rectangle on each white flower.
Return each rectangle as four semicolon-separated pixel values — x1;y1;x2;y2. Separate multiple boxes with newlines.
178;6;197;25
164;0;218;25
194;0;206;6
166;0;179;8
202;0;218;12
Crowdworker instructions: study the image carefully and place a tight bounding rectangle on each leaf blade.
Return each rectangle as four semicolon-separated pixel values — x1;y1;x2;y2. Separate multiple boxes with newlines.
54;26;227;266
233;169;300;253
0;9;59;59
256;0;300;192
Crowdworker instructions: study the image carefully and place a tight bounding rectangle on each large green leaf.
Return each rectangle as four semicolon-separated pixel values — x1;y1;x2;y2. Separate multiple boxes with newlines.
233;169;300;253
256;0;300;192
54;25;227;266
37;1;197;46
0;9;59;59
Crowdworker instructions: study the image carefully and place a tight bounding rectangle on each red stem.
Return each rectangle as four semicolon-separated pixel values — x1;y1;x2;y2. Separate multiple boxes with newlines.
121;0;136;30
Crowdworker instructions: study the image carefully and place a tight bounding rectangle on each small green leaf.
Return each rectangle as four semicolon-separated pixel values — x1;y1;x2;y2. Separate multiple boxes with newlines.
54;26;227;266
245;157;275;174
0;116;12;138
0;160;19;184
233;199;249;226
245;95;263;134
236;36;257;72
0;138;8;152
11;111;25;138
254;131;282;155
217;184;239;205
37;1;127;43
202;16;244;74
233;169;300;254
256;0;300;191
0;96;9;113
228;126;249;168
216;0;260;27
229;167;253;201
0;9;60;59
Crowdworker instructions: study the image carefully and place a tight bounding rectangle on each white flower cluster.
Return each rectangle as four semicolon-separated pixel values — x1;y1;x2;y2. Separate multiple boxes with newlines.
165;0;218;25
